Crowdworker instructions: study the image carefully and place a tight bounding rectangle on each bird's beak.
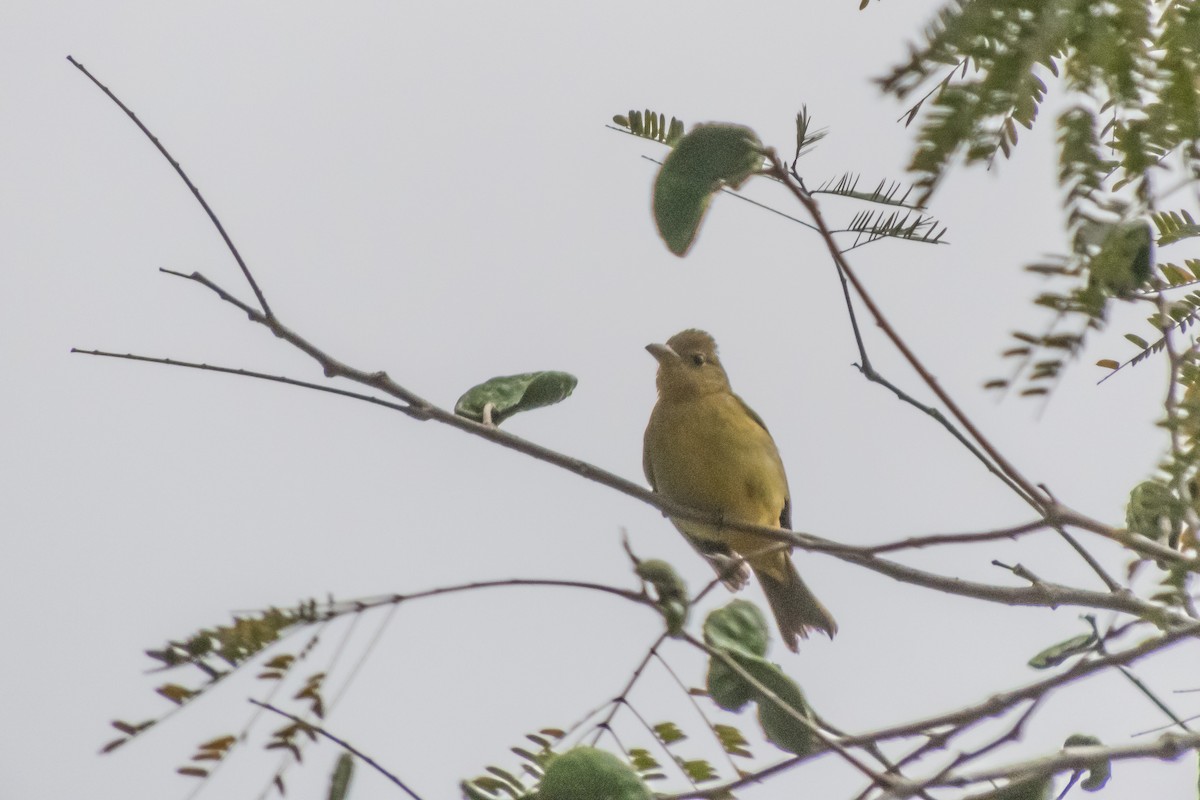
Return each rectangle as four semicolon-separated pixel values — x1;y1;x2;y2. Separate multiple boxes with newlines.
645;343;678;365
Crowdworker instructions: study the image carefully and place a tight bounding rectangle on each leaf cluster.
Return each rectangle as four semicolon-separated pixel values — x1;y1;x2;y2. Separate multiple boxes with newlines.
885;0;1200;396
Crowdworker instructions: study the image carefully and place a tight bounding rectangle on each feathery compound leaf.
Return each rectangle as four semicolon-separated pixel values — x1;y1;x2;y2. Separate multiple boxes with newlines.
612;108;686;146
883;0;1171;205
1058;107;1111;222
793;105;828;161
882;0;1080;203
653;124;764;256
455;371;577;426
464;730;561;798
899;2;1200;394
814;172;925;210
839;207;947;249
1152;210;1200;247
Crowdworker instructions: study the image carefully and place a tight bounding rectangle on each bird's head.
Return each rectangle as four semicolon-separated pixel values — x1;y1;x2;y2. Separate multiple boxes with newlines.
646;329;732;398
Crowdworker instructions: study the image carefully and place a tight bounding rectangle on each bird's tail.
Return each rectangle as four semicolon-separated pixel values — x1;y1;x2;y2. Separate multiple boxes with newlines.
754;554;837;652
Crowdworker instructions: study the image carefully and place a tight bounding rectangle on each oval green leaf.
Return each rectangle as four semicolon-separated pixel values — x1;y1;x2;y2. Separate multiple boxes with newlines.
1027;632;1098;669
538;747;652;800
454;371;577;425
653;123;764;256
703;599;769;657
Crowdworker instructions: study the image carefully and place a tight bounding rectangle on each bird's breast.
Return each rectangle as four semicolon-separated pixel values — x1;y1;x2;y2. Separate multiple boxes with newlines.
645;393;788;529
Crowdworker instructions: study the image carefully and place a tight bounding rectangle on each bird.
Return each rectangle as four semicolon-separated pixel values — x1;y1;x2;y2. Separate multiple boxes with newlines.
643;329;836;651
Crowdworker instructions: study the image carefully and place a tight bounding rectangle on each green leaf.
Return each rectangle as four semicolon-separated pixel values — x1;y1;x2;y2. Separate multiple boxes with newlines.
703;601;814;755
454;371;577;425
730;653;814;755
713;724;752;758
1089;220;1154;295
1126;480;1186;541
538;747;652;800
652;721;685;745
706;655;755;713
635;559;689;636
1063;734;1111;791
679;758;718;783
653;123;763;256
1028;633;1098;669
703;599;769;658
626;748;660;774
328;753;354;800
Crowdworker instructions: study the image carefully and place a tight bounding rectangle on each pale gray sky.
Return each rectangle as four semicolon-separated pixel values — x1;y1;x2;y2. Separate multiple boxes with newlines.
4;2;1194;799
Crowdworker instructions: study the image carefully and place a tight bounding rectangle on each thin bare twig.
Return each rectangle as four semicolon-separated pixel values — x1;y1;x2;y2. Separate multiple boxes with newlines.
674;622;1200;800
892;699;1043;800
66;57;272;318
1084;616;1193;733
890;730;1200;796
588;634;668;747
680;634;898;796
843;623;1200;747
250;700;423;800
650;651;744;775
862;519;1051;554
769;155;1128;594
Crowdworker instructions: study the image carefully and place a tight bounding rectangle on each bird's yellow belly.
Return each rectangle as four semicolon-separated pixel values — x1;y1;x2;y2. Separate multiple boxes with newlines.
648;395;787;535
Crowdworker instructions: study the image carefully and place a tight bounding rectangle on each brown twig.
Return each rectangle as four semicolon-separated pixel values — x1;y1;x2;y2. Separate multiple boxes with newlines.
66;57;273;318
768;154;1131;594
588;634;669;747
862;519;1051;554
843;622;1200;746
250;700;423;800
765;154;1043;508
891;730;1200;796
680;634;900;797
673;622;1200;800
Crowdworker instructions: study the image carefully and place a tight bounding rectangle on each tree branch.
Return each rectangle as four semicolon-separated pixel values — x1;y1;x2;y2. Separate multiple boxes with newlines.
67;57;272;318
250;700;423;800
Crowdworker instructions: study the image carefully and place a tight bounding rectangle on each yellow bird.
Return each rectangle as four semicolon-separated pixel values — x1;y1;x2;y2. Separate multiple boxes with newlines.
643;329;836;651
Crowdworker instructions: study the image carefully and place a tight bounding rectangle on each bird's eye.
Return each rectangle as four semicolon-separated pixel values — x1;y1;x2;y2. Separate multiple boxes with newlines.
691;353;706;366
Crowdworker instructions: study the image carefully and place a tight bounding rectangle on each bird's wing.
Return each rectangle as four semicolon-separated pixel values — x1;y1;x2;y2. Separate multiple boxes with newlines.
642;426;657;490
734;393;792;530
734;393;771;434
